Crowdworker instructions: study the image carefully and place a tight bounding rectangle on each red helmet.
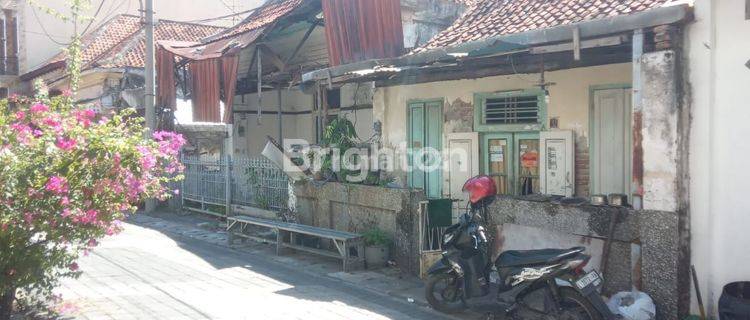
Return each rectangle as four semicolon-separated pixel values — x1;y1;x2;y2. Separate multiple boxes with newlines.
462;175;497;204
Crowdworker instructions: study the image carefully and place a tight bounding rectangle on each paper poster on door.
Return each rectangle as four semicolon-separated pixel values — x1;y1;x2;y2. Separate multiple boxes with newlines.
490;152;504;162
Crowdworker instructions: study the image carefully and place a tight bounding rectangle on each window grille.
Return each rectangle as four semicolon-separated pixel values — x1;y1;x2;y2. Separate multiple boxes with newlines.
483;95;539;125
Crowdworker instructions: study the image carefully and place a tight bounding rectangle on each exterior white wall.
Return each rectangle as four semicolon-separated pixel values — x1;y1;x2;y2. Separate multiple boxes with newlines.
686;0;750;316
232;84;375;156
374;63;631;146
373;63;632;190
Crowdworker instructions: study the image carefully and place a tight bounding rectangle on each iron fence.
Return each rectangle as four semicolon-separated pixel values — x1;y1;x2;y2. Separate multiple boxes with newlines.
180;155;289;216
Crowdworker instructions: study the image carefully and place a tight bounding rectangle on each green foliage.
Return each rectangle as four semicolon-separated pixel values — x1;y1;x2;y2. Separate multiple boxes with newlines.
317;117;384;185
362;228;391;247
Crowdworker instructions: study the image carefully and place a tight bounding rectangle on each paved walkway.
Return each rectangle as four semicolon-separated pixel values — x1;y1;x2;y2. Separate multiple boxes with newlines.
55;214;460;320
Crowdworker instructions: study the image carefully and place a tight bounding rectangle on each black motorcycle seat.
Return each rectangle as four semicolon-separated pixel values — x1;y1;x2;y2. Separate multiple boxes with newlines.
496;247;585;268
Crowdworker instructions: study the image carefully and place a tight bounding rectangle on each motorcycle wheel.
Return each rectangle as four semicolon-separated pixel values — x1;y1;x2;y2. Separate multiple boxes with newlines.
425;273;466;314
555;288;603;320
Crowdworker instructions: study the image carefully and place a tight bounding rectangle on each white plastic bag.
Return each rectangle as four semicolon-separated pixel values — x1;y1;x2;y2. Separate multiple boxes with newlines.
606;290;656;320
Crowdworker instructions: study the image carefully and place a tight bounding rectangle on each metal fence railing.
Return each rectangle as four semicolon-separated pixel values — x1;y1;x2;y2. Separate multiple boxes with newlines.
232;157;289;211
180;155;289;217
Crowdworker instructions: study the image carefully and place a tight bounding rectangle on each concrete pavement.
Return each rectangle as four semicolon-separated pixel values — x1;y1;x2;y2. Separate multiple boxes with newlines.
55;213;463;320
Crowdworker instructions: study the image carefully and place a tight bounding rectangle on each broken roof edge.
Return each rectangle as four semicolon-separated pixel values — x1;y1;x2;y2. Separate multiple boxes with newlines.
301;3;692;84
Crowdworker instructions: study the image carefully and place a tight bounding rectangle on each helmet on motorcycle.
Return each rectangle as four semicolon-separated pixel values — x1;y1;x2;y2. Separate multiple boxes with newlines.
462;175;497;204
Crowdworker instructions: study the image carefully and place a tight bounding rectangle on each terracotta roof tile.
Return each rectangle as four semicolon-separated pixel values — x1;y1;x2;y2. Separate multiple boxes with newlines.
415;0;673;52
99;19;226;68
26;14;224;77
206;0;305;42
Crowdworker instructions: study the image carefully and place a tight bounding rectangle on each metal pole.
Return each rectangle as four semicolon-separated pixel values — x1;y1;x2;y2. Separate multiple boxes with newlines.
144;0;156;131
144;0;157;213
225;155;232;218
277;86;283;143
256;46;262;125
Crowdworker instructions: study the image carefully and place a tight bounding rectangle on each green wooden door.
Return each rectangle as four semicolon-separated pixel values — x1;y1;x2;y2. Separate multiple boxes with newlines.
482;133;513;195
408;100;443;198
482;132;540;195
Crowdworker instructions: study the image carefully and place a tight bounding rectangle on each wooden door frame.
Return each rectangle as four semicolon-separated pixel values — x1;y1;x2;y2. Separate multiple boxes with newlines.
481;132;514;195
588;84;632;196
444;132;479;198
406;98;444;197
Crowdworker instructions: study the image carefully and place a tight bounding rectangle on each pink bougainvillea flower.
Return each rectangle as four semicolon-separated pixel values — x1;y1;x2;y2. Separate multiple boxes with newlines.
74;109;96;127
55;137;77;151
43;117;61;129
87;238;98;247
69;262;79;271
60;196;70;206
15;111;26;121
62;89;73;97
30;103;50;113
24;212;34;225
45;176;69;195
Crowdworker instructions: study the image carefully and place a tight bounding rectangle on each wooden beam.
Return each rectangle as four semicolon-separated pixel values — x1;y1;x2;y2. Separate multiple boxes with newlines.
529;34;626;55
244;46;258;80
258;43;286;72
573;27;581;61
285;20;320;65
376;50;631;87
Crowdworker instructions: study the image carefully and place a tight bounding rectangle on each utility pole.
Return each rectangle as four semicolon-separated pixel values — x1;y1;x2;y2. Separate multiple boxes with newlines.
144;0;157;213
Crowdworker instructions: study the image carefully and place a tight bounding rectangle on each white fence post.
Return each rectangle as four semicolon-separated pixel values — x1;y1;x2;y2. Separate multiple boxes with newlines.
225;154;232;218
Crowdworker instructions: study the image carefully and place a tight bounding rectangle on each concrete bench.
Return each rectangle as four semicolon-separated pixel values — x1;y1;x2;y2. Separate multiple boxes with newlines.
226;215;364;272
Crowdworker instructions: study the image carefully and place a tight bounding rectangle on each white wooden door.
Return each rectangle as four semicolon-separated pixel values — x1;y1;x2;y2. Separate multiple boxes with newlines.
591;88;632;196
445;132;479;222
540;130;574;196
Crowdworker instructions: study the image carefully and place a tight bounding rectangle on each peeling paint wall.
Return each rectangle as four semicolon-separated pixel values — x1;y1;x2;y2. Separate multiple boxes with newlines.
293;181;427;275
400;0;465;49
372;63;632;195
640;51;680;212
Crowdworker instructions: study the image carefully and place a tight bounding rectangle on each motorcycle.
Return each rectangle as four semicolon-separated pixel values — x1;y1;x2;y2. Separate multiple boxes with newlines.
425;176;617;320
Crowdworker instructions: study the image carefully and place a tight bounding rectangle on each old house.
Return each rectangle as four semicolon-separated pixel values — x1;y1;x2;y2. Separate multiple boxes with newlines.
157;0;465;157
302;0;694;318
20;14;225;115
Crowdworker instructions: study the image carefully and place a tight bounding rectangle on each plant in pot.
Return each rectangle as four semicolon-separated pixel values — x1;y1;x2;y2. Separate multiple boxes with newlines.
362;228;391;269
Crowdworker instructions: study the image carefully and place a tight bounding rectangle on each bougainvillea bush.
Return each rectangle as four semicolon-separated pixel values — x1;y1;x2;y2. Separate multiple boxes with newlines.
0;94;184;316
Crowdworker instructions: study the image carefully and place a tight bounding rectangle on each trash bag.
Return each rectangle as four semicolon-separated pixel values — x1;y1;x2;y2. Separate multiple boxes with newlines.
606;291;656;320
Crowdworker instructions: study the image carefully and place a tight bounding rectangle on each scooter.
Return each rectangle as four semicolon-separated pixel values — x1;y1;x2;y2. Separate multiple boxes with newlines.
425;176;617;320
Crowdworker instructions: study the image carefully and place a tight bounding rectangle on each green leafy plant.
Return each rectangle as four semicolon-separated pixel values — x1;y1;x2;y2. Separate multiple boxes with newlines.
362;228;391;247
317;118;384;185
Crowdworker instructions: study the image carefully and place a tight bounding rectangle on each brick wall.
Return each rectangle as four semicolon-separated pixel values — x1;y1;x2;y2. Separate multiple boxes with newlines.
574;135;590;197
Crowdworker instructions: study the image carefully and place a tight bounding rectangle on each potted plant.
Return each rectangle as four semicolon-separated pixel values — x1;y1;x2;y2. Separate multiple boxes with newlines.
363;228;391;269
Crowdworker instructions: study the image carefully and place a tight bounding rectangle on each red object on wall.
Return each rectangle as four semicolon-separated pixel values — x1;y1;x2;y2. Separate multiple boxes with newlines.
156;48;176;112
221;55;239;124
322;0;404;66
190;59;221;122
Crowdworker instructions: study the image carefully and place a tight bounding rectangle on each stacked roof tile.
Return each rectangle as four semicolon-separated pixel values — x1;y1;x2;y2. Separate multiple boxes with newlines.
416;0;674;52
25;14;225;78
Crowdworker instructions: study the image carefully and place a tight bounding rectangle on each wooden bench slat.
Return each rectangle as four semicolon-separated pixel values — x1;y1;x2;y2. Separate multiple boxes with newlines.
227;215;365;272
228;215;361;240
